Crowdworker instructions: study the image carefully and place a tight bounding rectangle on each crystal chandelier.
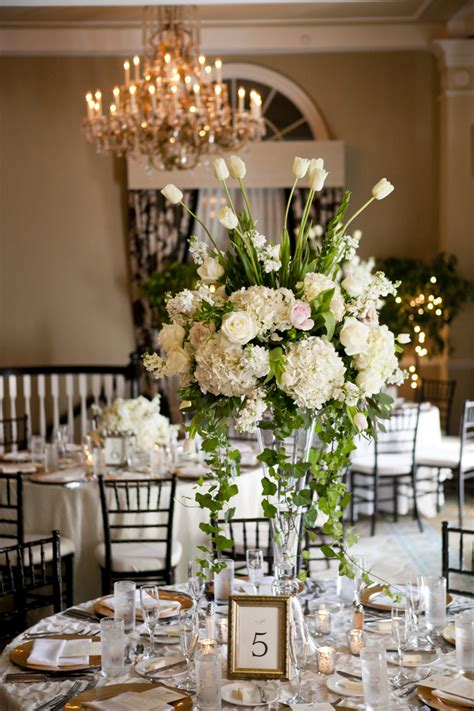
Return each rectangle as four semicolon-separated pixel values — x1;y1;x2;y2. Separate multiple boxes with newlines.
83;6;265;170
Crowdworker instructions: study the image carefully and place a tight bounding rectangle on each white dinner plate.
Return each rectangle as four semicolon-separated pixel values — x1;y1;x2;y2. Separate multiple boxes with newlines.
326;673;364;697
222;682;279;707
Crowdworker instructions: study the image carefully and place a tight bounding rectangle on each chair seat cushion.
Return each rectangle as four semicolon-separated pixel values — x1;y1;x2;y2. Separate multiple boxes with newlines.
0;533;75;564
351;454;413;477
416;443;474;470
94;541;182;574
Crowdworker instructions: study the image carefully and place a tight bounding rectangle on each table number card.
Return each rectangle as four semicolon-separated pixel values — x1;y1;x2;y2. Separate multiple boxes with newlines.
103;435;127;467
228;595;291;679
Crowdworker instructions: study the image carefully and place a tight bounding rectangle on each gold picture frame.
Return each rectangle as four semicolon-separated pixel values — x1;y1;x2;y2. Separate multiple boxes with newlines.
228;595;291;679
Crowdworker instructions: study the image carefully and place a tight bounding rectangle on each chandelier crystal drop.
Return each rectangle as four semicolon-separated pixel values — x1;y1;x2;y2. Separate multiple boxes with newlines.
83;6;265;170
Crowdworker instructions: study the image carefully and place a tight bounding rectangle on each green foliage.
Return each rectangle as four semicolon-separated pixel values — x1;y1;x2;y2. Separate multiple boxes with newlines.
141;262;197;327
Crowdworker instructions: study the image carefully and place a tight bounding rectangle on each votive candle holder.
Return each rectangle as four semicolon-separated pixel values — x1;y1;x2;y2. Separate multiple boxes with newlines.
317;645;336;675
315;606;332;635
347;628;366;656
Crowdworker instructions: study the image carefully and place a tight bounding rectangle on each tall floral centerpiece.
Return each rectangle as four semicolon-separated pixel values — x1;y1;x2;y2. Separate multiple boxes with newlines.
144;156;406;578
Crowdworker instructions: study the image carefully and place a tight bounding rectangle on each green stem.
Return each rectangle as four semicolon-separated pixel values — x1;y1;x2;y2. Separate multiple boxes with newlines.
180;202;221;254
284;178;298;234
342;196;375;235
294;188;315;265
222;180;237;216
238;178;254;225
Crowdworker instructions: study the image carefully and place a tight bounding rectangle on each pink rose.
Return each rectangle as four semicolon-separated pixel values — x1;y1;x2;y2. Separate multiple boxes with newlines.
290;301;314;331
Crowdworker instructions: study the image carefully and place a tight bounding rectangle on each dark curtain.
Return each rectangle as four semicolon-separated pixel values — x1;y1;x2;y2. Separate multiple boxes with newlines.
287;187;345;240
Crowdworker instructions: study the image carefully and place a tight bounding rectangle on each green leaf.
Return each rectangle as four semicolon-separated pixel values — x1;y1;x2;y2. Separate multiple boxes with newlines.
261;477;277;496
261;499;277;519
321;311;335;340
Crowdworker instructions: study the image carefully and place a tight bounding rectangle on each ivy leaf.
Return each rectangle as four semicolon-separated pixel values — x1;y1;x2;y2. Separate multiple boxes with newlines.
261;477;277;496
321;544;337;559
266;347;286;385
261;499;277;519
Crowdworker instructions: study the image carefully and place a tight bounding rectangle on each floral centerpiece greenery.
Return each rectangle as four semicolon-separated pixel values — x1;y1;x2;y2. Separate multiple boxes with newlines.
94;395;174;451
144;155;407;580
141;261;198;329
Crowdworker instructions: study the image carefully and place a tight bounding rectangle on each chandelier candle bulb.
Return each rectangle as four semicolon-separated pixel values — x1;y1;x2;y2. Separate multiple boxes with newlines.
113;86;120;110
129;84;137;113
317;646;336;675
238;86;245;113
123;60;130;85
94;90;102;115
133;55;140;82
215;58;222;84
148;84;157;112
215;84;222;111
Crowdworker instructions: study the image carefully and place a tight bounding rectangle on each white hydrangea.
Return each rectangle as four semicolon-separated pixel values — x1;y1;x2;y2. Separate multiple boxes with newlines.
235;388;267;433
194;334;270;397
279;337;346;410
300;273;345;322
96;395;173;449
353;324;399;396
166;289;198;323
188;235;209;265
229;286;295;339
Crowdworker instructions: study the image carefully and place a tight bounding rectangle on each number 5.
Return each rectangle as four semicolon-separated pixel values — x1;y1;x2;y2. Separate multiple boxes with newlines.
252;631;268;657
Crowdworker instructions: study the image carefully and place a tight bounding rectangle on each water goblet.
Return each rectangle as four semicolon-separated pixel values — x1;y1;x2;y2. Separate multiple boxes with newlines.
30;434;45;464
289;621;310;703
140;585;160;658
246;548;264;595
391;607;410;687
178;609;199;693
188;561;205;607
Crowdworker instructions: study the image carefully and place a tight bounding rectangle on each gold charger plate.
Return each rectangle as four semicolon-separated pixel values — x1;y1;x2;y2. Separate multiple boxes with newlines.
94;589;192;620
417;684;471;711
361;584;453;611
10;635;100;672
64;682;192;710
442;623;456;646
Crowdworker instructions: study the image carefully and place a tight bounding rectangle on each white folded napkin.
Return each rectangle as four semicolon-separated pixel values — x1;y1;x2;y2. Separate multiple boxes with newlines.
3;451;31;462
37;468;86;483
236;576;274;595
175;463;208;478
337;677;363;693
291;705;334;711
27;638;91;667
103;591;180;619
425;675;474;702
0;463;37;474
85;686;183;710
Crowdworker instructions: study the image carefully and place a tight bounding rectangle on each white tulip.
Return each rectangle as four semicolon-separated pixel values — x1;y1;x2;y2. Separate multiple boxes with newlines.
308;157;328;191
340;317;370;356
221;311;258;345
354;412;368;430
218;206;239;230
397;333;411;344
213;157;229;181
372;178;394;200
228;155;246;179
292;156;309;179
160;184;183;204
197;256;225;283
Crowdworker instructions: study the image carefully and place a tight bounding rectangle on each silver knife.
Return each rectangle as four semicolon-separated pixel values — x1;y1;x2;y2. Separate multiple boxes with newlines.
335;669;362;681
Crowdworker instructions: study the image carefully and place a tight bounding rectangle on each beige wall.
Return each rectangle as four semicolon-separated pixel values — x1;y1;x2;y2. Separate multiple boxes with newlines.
0;51;439;366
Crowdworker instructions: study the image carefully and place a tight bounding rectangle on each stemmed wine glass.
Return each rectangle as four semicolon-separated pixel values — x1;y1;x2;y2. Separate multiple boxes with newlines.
391;607;410;687
246;548;264;595
352;555;366;605
178;609;199;692
289;621;310;703
140;585;160;658
188;561;205;608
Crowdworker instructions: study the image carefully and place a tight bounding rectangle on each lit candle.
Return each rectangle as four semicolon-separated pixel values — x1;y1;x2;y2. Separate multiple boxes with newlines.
86;92;93;119
215;58;222;84
254;93;262;119
205;65;212;83
193;83;201;108
148;84;157;113
112;86;120;111
214;84;222;111
238;86;245;113
94;90;102;116
315;606;332;635
250;89;256;117
198;54;206;81
317;646;336;675
110;103;116;115
123;60;130;85
133;55;140;82
164;52;171;79
347;629;366;656
129;84;137;113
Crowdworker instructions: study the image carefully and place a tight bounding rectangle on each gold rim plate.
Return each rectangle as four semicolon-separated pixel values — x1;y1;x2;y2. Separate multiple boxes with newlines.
417;684;469;711
442;624;456;646
361;584;453;611
64;682;192;710
94;589;192;620
10;635;100;672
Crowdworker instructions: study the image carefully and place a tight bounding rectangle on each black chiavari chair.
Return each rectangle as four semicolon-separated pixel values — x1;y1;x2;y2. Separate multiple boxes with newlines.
442;521;474;598
97;475;180;594
418;378;456;435
0;530;63;646
0;415;28;453
0;472;75;606
215;517;274;575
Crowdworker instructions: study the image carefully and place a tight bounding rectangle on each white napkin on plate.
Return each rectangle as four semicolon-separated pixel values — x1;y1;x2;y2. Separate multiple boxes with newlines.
3;451;31;462
236;576;274;595
85;686;183;710
103;591;180;618
425;675;474;703
27;638;91;667
0;463;37;474
291;705;334;711
37;468;86;483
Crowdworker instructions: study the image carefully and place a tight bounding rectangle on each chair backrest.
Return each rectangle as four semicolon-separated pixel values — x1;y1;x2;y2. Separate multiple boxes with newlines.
441;521;474;598
419;378;456;434
460;400;474;464
374;404;421;470
0;472;23;545
0;530;63;636
0;353;142;448
216;517;273;574
98;475;177;576
0;415;28;453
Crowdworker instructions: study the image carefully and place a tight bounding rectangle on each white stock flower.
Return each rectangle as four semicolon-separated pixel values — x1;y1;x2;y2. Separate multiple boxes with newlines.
235;388;267;433
221;311;258;345
354;412;368;430
197;256;224;283
292;156;309;179
189;235;208;265
218;206;239;230
354;324;398;396
342;271;371;297
397;333;411;344
339;318;370;356
301;273;345;322
308;158;328;191
228;155;246;179
160;184;183;204
158;323;185;353
372;178;394;200
213;157;229;181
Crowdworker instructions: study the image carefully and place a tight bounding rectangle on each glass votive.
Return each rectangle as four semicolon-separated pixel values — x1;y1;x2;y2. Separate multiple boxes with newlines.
216;617;228;645
316;645;336;675
195;639;222;710
213;559;234;605
30;434;45;464
315;606;332;635
92;448;106;477
422;575;447;632
100;617;125;678
44;443;59;472
347;628;367;656
360;643;390;711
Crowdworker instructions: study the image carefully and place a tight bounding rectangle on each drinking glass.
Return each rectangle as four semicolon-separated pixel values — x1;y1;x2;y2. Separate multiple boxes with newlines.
352;554;366;605
100;618;125;678
246;548;264;594
114;580;136;636
422;576;446;632
360;643;390;711
188;560;205;606
405;576;420;645
391;607;410;687
56;424;69;456
44;443;59;472
30;435;45;464
455;610;474;674
178;609;199;692
213;559;234;605
140;585;160;658
289;621;310;703
336;574;354;607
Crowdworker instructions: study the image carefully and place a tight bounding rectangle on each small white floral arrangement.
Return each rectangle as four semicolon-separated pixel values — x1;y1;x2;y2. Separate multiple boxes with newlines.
94;395;173;451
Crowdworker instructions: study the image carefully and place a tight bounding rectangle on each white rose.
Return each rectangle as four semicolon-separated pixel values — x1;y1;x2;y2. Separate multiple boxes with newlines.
356;368;383;396
354;412;368;430
213;157;229;181
228;155;246;179
158;323;185;353
397;333;411;344
197;256;225;283
341;272;370;297
166;347;191;375
292;156;309;179
160;184;183;204
372;178;394;200
218;206;239;230
340;318;370;356
221;311;257;345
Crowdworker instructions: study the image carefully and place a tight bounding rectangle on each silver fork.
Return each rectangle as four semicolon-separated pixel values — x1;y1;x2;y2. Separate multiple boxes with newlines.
34;680;82;711
49;677;98;711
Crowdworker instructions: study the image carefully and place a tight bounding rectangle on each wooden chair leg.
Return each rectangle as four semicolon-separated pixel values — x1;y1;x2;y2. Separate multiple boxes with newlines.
63;555;74;608
411;469;423;532
371;474;378;537
101;567;112;596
